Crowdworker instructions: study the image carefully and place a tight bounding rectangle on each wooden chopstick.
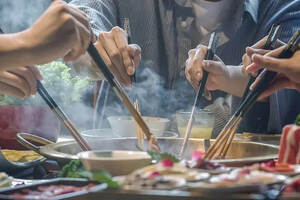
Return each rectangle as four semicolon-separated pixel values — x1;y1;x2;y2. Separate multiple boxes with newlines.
37;81;92;151
204;30;300;160
241;25;280;100
87;43;161;152
179;32;219;158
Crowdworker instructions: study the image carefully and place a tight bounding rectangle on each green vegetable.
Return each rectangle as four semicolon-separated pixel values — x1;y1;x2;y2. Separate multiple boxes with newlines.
296;114;300;126
147;150;180;163
0;61;90;106
60;160;120;188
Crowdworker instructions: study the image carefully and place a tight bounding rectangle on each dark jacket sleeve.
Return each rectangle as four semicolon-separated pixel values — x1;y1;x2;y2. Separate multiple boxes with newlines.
69;0;118;36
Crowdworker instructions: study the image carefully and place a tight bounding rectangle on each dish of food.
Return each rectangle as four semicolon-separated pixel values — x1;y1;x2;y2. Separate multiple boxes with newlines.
188;168;287;194
1;149;41;163
78;150;152;176
0;173;13;188
9;184;96;199
123;158;209;190
278;124;300;164
246;160;300;176
181;152;231;174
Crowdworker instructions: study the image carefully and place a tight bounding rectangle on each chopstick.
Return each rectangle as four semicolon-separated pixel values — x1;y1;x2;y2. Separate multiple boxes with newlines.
241;25;280;100
179;32;219;158
0;27;92;152
204;30;300;160
123;22;144;148
87;43;161;152
37;81;92;151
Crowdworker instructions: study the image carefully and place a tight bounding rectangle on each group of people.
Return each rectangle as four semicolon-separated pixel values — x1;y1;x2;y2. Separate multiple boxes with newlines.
1;0;300;135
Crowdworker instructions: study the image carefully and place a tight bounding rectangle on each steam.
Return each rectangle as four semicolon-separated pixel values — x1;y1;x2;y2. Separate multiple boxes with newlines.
0;0;53;33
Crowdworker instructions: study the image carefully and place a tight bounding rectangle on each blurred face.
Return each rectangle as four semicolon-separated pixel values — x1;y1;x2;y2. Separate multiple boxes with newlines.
191;0;235;31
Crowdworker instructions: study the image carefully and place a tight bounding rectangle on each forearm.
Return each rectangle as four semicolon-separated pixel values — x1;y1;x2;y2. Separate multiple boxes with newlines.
219;65;249;97
0;30;32;70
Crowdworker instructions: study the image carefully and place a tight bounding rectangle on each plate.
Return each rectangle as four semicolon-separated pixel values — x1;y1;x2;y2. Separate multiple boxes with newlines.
0;149;44;173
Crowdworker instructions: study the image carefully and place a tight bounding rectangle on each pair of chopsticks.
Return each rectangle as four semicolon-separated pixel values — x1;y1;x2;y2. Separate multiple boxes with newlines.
0;27;92;151
204;30;300;160
179;32;219;158
87;43;161;152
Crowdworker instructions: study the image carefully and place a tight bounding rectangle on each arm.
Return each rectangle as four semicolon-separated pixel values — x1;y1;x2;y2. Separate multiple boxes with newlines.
0;0;92;69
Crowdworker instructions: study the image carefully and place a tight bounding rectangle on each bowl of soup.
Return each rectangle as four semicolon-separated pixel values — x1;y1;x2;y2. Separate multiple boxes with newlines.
176;110;215;139
77;150;151;176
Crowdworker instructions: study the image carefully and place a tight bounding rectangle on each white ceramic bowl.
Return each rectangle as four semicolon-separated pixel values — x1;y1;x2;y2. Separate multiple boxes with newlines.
107;116;170;137
77;150;151;176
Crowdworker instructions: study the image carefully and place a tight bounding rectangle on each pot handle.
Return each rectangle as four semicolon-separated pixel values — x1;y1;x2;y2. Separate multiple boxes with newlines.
17;133;54;154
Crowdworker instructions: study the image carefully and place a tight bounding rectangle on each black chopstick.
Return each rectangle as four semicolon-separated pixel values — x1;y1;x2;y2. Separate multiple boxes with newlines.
37;81;92;151
241;25;280;100
179;32;218;157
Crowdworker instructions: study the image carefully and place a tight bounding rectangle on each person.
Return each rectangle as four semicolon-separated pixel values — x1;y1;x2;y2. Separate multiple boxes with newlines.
185;1;300;134
0;0;92;99
70;0;300;135
246;45;300;98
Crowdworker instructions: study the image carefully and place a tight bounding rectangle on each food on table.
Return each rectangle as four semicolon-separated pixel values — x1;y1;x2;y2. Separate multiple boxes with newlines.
249;160;296;173
147;150;179;163
0;172;13;188
278;115;300;164
123;159;209;190
178;126;213;139
10;184;96;199
208;168;286;187
1;149;40;162
284;178;300;194
60;160;120;188
181;151;226;171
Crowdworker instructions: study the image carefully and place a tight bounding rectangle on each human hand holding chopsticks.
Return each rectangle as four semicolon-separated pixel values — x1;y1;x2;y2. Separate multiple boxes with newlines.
246;46;300;99
0;66;42;98
185;44;248;98
242;36;285;76
92;26;141;86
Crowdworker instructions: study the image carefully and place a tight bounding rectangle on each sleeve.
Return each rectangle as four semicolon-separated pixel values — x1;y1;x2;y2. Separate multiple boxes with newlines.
241;11;300;134
267;15;300;133
69;0;118;36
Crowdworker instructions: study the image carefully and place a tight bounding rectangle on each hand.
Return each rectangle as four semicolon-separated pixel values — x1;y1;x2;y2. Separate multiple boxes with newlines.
246;45;300;98
20;0;93;64
242;36;285;76
185;45;229;94
0;66;43;98
94;26;141;86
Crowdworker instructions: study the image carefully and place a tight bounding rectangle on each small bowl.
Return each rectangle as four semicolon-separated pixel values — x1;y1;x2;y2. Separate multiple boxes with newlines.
81;129;120;139
107;116;170;137
77;150;152;176
176;110;215;139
